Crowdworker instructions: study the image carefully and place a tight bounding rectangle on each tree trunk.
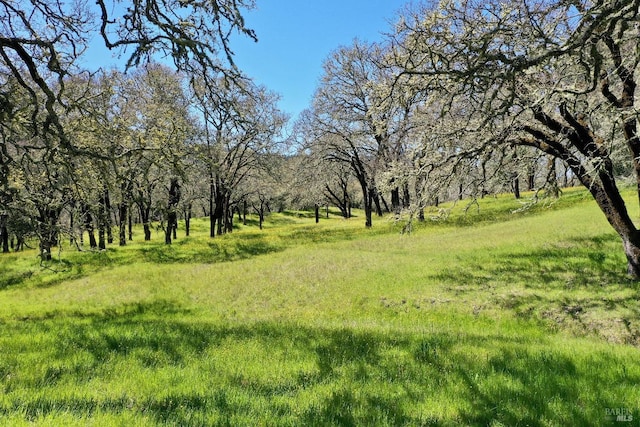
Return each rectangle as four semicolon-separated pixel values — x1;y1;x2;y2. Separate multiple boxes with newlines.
165;178;181;245
254;201;265;230
356;177;372;228
375;191;387;215
243;200;247;225
213;179;225;236
546;157;560;197
118;202;127;246
528;170;536;191
216;201;223;236
143;223;151;241
403;183;411;209
39;239;52;261
315;204;320;223
621;234;640;278
98;223;105;250
209;181;216;238
0;215;9;253
391;186;401;213
118;183;128;246
351;158;372;227
365;190;376;228
96;192;106;249
14;235;24;252
185;203;192;237
127;209;133;241
82;203;97;249
571;158;640;278
38;207;60;261
69;207;75;245
595;194;640;278
140;204;152;241
224;195;233;233
229;207;234;231
128;210;133;241
103;187;113;244
562;164;570;188
513;175;521;199
622;118;640;213
324;183;351;219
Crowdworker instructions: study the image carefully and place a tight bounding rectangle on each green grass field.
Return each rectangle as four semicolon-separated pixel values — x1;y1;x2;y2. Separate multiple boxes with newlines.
1;188;639;426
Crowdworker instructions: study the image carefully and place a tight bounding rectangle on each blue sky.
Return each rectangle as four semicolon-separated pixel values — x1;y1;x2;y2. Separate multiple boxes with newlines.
231;1;407;121
82;1;407;122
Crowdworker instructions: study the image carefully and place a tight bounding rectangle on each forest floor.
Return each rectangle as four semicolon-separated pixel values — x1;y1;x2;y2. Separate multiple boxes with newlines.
0;188;639;426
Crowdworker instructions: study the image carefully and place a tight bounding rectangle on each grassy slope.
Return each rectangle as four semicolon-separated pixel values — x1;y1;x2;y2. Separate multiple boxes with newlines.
0;188;639;426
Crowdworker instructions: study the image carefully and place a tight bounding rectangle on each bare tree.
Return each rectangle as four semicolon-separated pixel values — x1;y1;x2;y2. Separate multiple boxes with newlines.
302;42;389;227
192;76;287;236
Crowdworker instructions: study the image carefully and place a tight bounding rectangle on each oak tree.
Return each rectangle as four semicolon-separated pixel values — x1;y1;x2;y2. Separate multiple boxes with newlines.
393;0;640;278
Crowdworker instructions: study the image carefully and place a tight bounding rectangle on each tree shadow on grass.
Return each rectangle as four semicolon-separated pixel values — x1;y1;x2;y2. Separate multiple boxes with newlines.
2;233;289;290
5;218;379;290
435;233;628;289
431;232;640;343
136;233;285;265
455;347;584;425
0;270;34;290
1;301;636;426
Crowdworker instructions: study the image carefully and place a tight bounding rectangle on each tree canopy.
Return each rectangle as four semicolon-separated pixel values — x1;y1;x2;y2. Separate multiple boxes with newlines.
386;0;640;276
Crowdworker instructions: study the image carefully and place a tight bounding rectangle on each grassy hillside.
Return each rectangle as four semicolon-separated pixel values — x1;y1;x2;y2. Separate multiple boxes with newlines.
0;188;639;426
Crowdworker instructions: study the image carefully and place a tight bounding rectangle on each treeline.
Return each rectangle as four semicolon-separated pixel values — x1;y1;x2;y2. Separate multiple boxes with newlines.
1;64;293;259
0;57;573;260
291;40;578;228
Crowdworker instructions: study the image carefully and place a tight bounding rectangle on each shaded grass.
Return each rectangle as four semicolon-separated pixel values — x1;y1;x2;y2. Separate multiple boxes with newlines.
1;187;640;425
0;303;637;426
423;229;640;343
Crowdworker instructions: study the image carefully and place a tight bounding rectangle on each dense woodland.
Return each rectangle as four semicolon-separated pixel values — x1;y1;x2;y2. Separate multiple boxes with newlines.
2;0;640;277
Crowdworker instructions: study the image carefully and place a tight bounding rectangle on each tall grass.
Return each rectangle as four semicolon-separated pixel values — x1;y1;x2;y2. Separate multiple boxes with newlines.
0;188;639;425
